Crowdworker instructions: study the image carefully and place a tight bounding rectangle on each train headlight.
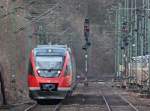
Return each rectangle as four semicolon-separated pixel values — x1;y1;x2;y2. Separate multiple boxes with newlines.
36;70;41;74
58;70;61;74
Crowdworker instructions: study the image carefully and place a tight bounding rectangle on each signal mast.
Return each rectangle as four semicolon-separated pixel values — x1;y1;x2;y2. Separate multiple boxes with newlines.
82;18;91;86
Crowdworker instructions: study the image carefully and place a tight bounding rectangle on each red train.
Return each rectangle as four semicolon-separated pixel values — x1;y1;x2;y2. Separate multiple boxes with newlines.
28;45;76;102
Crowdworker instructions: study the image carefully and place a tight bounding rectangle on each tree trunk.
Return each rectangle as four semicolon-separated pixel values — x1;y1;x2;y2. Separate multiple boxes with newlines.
0;65;7;105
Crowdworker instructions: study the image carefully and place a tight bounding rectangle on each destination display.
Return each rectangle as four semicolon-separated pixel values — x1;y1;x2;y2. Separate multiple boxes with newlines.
35;48;66;56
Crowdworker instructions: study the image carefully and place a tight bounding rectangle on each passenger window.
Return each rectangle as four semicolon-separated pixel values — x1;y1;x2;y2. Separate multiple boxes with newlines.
64;66;69;75
28;60;34;75
64;60;72;76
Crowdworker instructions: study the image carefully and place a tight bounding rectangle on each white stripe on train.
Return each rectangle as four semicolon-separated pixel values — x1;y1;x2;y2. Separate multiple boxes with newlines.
57;87;71;91
29;87;40;90
29;87;71;91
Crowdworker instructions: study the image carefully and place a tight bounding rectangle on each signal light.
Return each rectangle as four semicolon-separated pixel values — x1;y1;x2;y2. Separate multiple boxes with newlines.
85;18;89;24
84;18;90;42
84;25;89;32
121;46;125;50
87;42;91;46
83;18;91;50
82;42;91;51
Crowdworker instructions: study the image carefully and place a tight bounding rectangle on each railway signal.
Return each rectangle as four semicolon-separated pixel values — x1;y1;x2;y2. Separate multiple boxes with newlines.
84;18;90;41
83;18;91;51
83;18;91;86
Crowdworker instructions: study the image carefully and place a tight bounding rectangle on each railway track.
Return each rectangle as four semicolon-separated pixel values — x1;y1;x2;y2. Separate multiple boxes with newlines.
24;102;37;111
101;91;139;111
23;101;63;111
0;101;36;111
52;82;140;111
100;82;139;111
60;83;109;111
2;82;147;111
102;94;112;111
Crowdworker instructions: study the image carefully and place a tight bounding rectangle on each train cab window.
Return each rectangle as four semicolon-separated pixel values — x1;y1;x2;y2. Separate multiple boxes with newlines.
35;56;63;77
28;60;34;75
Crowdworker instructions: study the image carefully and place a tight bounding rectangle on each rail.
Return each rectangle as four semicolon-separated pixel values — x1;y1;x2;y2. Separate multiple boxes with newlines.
24;103;37;111
102;94;112;111
104;82;139;111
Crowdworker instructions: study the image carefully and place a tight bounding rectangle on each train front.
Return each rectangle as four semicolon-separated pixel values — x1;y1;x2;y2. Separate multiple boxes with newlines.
28;46;72;101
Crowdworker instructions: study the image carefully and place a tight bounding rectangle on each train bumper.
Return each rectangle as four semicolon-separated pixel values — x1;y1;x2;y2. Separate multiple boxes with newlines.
29;87;71;100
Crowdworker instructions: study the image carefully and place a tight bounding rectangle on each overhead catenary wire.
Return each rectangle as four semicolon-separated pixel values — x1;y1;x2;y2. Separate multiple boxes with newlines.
15;0;67;33
115;0;150;93
14;3;60;33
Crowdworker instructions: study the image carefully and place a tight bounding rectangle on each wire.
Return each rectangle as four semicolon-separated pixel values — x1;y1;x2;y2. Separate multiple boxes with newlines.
14;3;60;33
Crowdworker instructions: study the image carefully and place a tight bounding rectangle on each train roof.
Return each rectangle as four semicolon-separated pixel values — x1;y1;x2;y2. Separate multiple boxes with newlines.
33;45;70;56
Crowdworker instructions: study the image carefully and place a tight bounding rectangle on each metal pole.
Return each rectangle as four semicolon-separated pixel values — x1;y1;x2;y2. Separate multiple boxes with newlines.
134;0;138;86
128;0;133;85
83;0;90;86
115;8;118;80
120;1;124;82
148;0;150;93
84;51;88;86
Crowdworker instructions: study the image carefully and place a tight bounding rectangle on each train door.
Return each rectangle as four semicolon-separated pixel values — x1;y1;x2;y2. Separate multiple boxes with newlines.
64;53;73;87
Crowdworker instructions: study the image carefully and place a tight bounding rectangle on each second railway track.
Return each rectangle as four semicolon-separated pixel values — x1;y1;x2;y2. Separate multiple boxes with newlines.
100;82;139;111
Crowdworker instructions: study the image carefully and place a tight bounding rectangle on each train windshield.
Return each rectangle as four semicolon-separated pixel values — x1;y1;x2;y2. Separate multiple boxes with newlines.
35;56;63;77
